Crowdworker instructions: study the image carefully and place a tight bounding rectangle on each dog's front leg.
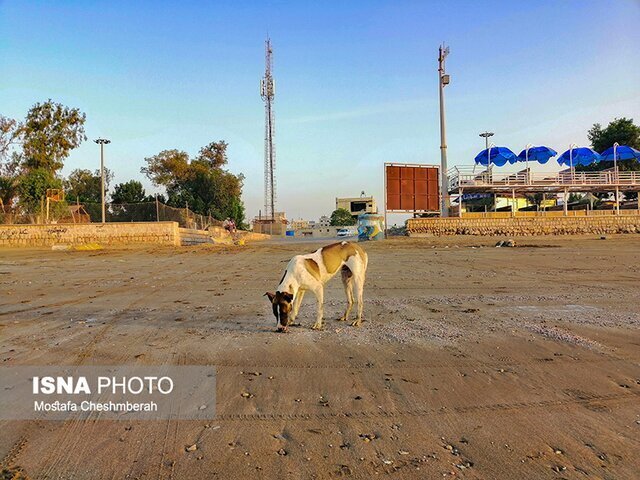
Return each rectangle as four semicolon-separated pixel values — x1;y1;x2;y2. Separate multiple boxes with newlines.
291;290;305;323
311;287;324;330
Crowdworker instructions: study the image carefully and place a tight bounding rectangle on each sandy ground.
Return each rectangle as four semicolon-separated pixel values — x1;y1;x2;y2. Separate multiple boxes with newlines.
1;235;639;479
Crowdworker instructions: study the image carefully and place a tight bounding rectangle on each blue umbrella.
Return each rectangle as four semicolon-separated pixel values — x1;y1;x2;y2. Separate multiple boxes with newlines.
557;146;601;168
600;143;640;173
474;146;518;167
517;145;557;166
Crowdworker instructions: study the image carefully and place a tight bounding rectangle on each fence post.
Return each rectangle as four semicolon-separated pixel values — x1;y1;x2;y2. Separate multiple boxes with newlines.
156;196;160;222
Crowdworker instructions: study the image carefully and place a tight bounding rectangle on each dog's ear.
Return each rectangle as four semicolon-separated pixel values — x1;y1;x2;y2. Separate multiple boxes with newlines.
264;292;276;303
282;292;294;303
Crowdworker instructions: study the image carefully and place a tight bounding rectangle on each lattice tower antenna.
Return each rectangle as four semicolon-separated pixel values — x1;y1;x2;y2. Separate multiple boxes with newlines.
260;37;276;220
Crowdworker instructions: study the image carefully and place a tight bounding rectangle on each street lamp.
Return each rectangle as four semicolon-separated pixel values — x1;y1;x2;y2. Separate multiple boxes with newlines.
94;138;111;223
479;131;494;150
438;43;451;217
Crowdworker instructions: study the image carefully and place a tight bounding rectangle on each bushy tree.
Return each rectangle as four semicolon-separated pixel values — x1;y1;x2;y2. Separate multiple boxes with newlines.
142;141;246;227
21;99;87;172
578;117;640;172
0;117;22;209
196;140;229;169
524;193;544;207
330;208;356;226
588;117;640;152
0;115;21;164
0;175;18;211
111;180;148;204
18;168;62;211
64;168;113;204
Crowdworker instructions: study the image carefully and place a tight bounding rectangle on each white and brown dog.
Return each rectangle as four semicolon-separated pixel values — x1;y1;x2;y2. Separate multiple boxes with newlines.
265;242;368;332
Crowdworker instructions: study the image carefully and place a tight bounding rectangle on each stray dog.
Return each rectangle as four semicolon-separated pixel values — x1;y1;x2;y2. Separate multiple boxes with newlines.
265;242;368;332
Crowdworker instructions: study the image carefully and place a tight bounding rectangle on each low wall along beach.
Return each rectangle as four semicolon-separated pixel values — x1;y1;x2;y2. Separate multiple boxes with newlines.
0;222;181;248
406;215;640;236
0;222;271;248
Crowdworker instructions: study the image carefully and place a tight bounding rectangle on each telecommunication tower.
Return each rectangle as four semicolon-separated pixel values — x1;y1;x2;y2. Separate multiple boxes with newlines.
260;38;276;221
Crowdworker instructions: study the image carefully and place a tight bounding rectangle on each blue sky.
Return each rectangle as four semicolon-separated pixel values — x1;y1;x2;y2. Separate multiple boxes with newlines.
1;0;639;221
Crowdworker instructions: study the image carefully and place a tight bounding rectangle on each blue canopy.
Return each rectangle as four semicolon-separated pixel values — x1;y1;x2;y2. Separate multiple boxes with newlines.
517;146;557;164
600;145;640;161
474;146;518;167
557;147;601;167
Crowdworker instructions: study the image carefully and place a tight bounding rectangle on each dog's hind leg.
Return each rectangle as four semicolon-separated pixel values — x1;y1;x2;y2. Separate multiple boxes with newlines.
311;287;324;330
338;266;354;321
350;265;366;327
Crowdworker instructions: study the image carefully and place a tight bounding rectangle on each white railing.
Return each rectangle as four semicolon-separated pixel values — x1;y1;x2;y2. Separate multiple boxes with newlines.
448;166;640;189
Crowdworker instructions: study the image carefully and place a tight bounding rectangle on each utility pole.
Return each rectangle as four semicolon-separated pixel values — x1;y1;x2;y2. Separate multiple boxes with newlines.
479;131;494;150
438;43;451;217
94;138;111;223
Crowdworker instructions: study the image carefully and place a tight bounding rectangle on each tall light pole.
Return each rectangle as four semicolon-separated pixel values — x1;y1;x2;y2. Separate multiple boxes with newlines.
479;131;494;150
94;138;111;223
438;43;451;217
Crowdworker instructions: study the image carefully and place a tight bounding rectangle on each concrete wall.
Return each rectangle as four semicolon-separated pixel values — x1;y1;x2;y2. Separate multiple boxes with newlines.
407;215;640;236
179;228;214;246
208;226;270;243
0;222;180;248
253;221;287;236
295;226;356;238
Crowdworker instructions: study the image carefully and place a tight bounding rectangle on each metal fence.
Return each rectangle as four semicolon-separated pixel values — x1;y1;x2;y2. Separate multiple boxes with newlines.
1;200;223;230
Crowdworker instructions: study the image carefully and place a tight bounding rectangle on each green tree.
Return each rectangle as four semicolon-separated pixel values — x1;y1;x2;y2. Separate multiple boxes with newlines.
578;117;640;172
111;180;148;204
330;208;356;226
140;149;190;189
567;193;584;204
0;175;18;211
21;100;87;172
142;142;246;226
196;140;229;169
0;117;22;196
0;115;21;164
64;168;113;204
18;168;62;212
524;193;544;208
588;117;640;152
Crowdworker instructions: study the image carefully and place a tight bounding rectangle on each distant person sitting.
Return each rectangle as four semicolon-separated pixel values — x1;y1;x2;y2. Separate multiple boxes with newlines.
223;218;236;234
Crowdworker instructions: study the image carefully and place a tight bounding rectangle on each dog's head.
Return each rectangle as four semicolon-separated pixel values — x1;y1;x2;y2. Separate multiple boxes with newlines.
264;291;294;326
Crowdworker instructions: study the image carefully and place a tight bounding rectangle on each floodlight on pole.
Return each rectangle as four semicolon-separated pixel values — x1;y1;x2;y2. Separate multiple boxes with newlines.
479;131;494;150
94;138;111;223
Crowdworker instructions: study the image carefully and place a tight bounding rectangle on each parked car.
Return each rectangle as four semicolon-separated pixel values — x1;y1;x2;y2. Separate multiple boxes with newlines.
337;228;352;237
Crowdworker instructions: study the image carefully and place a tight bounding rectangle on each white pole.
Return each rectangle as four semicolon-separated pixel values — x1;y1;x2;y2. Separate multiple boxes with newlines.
487;143;494;184
569;145;573;181
100;143;105;224
525;143;532;185
613;142;618;182
438;44;450;218
568;143;578;184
